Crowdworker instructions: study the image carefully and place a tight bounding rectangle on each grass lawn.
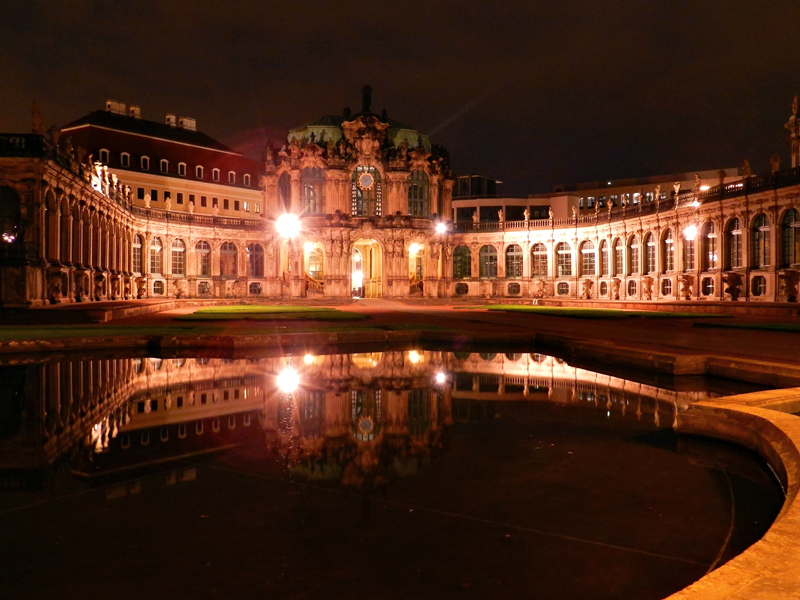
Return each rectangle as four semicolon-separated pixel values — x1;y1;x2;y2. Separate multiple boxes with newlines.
176;305;368;322
480;305;730;319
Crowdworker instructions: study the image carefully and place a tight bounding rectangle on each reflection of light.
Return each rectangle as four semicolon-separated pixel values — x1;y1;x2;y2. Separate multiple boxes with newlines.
435;222;447;234
354;253;361;262
700;185;710;191
408;350;421;364
303;354;314;365
409;243;420;254
691;200;701;208
277;368;299;393
2;233;16;243
352;270;363;287
435;371;446;384
276;214;300;238
683;224;697;240
303;242;314;252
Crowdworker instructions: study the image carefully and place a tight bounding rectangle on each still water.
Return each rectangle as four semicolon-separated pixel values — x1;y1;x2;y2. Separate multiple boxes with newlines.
0;350;783;599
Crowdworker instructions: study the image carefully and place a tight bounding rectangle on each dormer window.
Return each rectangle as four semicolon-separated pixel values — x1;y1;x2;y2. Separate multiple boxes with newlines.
141;156;150;170
212;168;220;182
196;165;204;179
160;159;169;173
99;149;109;164
243;174;251;187
228;171;236;184
178;162;186;176
120;152;130;167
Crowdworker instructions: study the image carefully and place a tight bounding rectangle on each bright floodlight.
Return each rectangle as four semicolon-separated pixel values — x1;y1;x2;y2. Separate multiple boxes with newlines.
276;214;300;238
409;243;420;255
303;241;314;253
277;367;300;393
408;350;421;364
303;354;314;365
435;222;447;234
435;371;446;385
683;224;698;241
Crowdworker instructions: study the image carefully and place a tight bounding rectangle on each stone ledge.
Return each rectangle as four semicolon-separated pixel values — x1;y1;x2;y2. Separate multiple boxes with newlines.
668;390;800;599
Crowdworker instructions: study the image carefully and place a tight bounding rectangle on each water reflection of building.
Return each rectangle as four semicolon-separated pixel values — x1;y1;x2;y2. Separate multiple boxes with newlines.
0;350;716;490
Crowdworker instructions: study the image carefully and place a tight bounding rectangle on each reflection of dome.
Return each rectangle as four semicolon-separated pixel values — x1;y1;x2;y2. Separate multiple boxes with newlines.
287;113;432;151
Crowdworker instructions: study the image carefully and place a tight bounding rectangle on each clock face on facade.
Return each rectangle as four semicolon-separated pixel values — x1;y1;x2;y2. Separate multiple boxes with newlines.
357;172;375;190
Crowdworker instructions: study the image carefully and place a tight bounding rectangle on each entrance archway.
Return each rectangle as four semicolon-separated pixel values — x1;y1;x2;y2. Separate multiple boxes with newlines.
351;238;383;298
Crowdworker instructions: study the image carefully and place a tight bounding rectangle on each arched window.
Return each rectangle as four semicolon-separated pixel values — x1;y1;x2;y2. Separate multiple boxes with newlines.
479;245;497;278
228;171;236;184
644;233;656;274
160;159;169;173
453;245;471;279
195;241;211;276
243;174;251;187
141;156;150;170
351;166;382;216
662;229;674;272
531;243;548;277
580;241;595;276
699;222;716;271
220;242;237;278
150;237;163;274
196;165;204;179
99;149;109;163
684;235;696;271
278;172;291;211
782;209;799;267
505;244;523;278
408;170;429;217
212;168;220;182
628;235;639;275
178;162;186;176
600;240;609;275
752;213;770;268
171;239;186;276
132;235;143;274
613;238;623;275
308;247;324;280
247;244;264;277
556;242;572;277
120;152;130;167
301;167;325;214
726;218;742;269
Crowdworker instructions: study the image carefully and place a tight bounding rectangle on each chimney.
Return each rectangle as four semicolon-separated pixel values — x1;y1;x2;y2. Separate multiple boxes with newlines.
105;99;126;115
166;113;176;127
178;116;196;131
129;105;141;119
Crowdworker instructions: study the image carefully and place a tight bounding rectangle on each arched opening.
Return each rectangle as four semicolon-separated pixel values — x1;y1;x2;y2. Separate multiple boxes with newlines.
351;166;382;216
351;238;382;298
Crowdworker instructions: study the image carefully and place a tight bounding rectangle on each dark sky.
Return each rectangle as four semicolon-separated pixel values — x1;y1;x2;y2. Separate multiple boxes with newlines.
2;0;799;193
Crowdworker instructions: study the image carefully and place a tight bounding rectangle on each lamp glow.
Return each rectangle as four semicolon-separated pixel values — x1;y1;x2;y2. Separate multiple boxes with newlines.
683;224;698;240
409;243;420;254
699;185;710;191
408;350;421;364
276;214;300;238
435;371;446;384
435;222;447;234
303;242;314;253
277;367;299;393
303;354;314;365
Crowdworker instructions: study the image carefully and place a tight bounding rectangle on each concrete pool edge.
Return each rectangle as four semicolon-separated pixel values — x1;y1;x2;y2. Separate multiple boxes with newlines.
668;388;800;599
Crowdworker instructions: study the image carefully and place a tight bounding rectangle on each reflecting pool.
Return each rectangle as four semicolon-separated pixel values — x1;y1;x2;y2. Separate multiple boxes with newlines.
0;350;783;599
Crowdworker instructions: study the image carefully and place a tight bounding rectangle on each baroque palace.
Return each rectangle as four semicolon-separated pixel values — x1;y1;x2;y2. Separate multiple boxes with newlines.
1;87;799;307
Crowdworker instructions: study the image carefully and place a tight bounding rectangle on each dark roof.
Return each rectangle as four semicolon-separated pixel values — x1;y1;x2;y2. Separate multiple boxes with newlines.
292;113;419;134
61;110;235;153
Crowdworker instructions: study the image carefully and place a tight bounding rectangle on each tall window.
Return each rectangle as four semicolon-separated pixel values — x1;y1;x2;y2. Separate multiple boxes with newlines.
160;159;169;173
531;243;548;277
479;245;497;278
702;222;718;271
308;248;324;280
351;166;382;216
278;173;291;211
684;238;695;271
196;165;204;179
120;152;130;167
628;236;639;275
141;156;150;170
178;162;186;176
228;171;236;184
150;237;163;274
408;170;430;217
453;245;471;279
243;174;251;187
580;241;595;276
505;244;523;278
556;242;572;277
644;233;656;274
752;213;770;268
212;168;220;181
613;238;623;275
301;167;325;214
247;244;264;277
600;240;609;275
195;241;211;276
662;229;674;272
726;218;742;269
132;235;143;274
220;242;237;277
782;209;799;267
171;239;185;276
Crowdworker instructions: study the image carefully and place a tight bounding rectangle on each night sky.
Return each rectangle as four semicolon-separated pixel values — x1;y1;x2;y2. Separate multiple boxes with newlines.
2;1;800;193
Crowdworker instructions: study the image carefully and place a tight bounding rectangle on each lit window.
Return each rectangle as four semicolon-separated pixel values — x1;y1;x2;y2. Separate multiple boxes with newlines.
556;242;572;277
171;239;186;276
254;202;261;214
243;201;250;212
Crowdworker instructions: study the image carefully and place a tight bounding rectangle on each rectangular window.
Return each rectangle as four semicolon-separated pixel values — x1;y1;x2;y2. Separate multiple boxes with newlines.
164;191;171;201
189;194;195;205
213;198;218;208
201;196;207;207
223;198;230;210
255;203;261;214
151;189;158;202
137;187;145;200
177;193;183;204
234;200;240;211
244;201;250;212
